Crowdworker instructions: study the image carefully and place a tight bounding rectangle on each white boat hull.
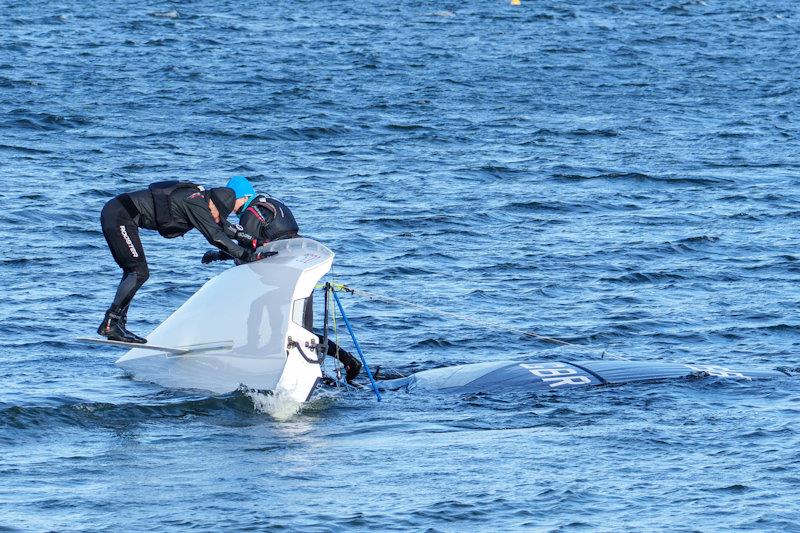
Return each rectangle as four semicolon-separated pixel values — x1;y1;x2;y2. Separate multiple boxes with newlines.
116;238;333;403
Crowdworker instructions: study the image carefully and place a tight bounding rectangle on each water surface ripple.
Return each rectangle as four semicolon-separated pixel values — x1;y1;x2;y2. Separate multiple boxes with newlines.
1;0;799;530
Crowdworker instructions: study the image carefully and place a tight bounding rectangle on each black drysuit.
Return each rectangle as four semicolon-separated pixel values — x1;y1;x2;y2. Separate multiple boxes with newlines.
224;195;299;251
101;185;250;313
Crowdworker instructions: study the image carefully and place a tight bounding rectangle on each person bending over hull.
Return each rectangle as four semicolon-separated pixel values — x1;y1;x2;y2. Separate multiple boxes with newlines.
98;181;268;344
201;176;363;383
200;175;299;260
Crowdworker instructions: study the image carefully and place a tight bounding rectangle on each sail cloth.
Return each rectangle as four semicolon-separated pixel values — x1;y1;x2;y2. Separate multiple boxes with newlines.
380;360;789;393
116;238;333;401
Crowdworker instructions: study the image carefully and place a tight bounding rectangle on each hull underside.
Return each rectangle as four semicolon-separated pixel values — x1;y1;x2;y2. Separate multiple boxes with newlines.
117;352;286;394
115;238;333;402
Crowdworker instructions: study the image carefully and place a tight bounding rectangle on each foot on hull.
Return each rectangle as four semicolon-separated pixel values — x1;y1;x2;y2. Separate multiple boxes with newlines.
98;309;147;344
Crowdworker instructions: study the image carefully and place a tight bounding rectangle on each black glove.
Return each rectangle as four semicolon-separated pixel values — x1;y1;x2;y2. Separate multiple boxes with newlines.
245;250;278;263
203;250;236;264
201;250;222;264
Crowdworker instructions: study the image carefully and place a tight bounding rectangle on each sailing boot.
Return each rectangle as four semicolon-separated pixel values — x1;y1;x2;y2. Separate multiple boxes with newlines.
118;308;147;344
97;309;128;342
97;309;146;344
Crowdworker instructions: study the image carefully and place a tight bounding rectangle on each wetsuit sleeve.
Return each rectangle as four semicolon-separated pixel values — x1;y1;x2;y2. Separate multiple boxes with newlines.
182;196;250;260
222;220;258;250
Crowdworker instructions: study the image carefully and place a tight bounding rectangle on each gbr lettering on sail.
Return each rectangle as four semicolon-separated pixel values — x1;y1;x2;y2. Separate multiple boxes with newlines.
519;362;592;388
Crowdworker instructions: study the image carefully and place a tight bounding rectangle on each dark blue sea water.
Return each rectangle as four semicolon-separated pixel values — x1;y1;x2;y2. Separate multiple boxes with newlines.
2;0;800;530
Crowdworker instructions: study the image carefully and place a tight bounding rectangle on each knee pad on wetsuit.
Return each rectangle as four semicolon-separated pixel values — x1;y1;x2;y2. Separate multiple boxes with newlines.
134;263;150;284
124;263;149;286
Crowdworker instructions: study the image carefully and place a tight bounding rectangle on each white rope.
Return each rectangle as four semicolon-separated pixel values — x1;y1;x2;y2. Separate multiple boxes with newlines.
331;283;629;361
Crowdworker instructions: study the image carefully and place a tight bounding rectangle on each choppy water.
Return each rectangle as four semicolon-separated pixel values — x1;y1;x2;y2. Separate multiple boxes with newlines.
2;0;800;530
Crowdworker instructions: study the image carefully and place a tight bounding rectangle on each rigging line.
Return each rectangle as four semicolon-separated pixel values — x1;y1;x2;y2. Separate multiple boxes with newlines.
329;282;629;361
324;282;343;387
329;280;349;390
334;283;569;344
331;289;382;401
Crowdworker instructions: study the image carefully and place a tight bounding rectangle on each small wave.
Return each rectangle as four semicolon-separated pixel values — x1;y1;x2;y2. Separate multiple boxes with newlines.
357;214;457;227
505;200;573;213
0;76;39;88
0;257;40;265
460;164;526;179
660;4;693;15
542;47;588;54
0;392;265;431
151;10;179;18
120;161;171;172
0;143;52;154
5;111;90;131
555;171;651;181
145;38;178;46
3;339;77;349
715;131;752;139
763;86;794;98
378;266;434;276
663;235;720;252
727;212;763;221
756;323;800;333
553;171;723;185
384;123;432;131
709;484;751;493
675;235;719;244
411;338;456;348
291;125;349;139
601;271;688;283
238;125;350;141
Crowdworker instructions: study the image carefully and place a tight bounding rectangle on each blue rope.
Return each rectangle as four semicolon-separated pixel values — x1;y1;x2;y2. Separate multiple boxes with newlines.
331;289;381;402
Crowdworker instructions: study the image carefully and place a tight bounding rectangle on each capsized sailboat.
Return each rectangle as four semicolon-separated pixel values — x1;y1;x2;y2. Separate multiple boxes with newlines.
115;238;333;403
379;359;791;393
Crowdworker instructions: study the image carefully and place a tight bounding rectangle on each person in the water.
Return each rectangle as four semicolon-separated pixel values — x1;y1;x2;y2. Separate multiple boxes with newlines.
98;181;269;344
201;176;363;383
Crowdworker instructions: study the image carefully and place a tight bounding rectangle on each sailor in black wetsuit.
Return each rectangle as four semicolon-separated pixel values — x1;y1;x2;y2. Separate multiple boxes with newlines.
200;178;299;260
201;176;363;383
98;181;265;344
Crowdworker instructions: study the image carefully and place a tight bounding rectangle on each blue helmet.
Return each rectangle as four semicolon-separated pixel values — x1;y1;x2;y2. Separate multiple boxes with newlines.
225;176;256;214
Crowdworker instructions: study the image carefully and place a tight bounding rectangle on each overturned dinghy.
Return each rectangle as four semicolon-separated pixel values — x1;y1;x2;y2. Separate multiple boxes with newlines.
116;238;333;403
380;359;790;393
